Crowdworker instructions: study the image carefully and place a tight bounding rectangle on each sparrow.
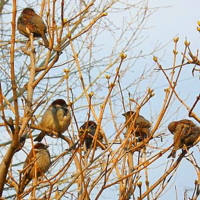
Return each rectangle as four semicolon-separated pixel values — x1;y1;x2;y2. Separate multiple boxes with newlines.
167;119;200;158
18;143;51;194
34;99;71;142
79;121;104;150
17;7;49;48
122;111;151;141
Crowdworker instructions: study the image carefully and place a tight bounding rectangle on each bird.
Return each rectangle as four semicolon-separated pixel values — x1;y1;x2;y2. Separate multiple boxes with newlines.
34;99;71;142
17;7;49;48
18;143;51;194
167;119;200;158
122;111;151;141
79;121;104;150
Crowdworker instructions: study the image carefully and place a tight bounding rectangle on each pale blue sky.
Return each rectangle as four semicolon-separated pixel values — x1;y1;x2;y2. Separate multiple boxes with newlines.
1;0;200;199
129;1;200;199
99;1;200;199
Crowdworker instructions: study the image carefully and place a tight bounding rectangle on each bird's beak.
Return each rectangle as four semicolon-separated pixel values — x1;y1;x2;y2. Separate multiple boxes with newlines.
45;145;49;149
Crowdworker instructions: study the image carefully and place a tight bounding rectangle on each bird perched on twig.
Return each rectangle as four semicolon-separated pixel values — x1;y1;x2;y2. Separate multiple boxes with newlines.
17;7;49;48
34;99;71;142
18;143;51;194
122;111;151;141
167;119;200;158
79;121;105;150
122;111;151;172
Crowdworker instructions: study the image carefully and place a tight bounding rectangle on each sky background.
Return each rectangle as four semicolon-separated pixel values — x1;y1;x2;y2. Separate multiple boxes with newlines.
1;0;200;199
125;1;200;199
97;0;200;199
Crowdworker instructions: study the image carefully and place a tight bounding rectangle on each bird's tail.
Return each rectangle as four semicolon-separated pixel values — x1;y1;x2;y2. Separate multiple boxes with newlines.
34;131;45;142
167;149;176;158
41;34;49;48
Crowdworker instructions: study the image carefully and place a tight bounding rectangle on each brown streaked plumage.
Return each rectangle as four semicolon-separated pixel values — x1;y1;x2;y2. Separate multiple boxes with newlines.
122;111;151;141
18;143;51;194
34;99;71;142
79;121;105;150
17;7;49;47
168;119;200;158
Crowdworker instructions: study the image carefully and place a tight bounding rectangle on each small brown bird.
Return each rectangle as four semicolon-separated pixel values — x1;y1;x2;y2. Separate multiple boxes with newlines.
168;119;200;158
17;7;49;47
18;143;51;194
79;121;104;150
34;99;71;142
122;111;151;141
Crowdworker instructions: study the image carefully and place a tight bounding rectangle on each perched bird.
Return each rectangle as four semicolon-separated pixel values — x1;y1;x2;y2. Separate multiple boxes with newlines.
34;99;71;142
18;143;51;194
168;119;200;158
79;121;104;150
122;111;151;141
17;7;49;48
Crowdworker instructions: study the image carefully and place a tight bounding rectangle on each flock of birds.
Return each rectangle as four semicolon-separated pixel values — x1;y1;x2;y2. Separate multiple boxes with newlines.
16;7;200;196
17;98;200;195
